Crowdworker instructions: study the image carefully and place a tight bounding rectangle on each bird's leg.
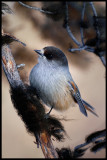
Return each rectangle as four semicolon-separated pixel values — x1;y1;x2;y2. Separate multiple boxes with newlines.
44;106;54;119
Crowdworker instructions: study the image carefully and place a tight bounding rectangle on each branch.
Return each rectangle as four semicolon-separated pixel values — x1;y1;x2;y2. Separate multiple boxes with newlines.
2;32;26;46
80;2;86;46
56;129;106;158
2;2;14;14
65;2;95;53
65;2;105;67
65;2;81;47
18;1;54;14
89;2;100;47
2;44;23;87
2;43;59;158
39;131;58;158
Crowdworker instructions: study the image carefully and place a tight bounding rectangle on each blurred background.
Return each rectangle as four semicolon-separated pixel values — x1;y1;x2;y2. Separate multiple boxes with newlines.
2;1;106;158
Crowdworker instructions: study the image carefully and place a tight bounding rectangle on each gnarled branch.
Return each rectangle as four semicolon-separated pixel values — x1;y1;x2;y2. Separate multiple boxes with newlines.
2;43;58;158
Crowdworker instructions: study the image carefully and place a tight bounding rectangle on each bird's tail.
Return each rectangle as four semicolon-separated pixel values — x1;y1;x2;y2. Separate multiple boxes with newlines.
82;100;98;117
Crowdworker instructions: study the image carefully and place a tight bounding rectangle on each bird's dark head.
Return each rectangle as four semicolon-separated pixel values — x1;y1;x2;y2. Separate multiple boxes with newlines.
34;46;68;67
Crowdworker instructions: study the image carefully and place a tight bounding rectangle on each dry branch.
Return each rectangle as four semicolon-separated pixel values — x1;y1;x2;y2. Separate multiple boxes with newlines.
2;43;58;158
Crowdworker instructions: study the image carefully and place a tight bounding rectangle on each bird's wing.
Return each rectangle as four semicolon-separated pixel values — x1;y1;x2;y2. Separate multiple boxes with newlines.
68;81;87;117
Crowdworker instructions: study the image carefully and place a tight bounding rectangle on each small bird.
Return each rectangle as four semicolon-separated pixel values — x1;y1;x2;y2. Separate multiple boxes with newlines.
29;46;98;117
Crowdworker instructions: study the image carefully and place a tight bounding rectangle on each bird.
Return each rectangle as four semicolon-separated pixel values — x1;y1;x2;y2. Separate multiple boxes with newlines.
29;46;98;118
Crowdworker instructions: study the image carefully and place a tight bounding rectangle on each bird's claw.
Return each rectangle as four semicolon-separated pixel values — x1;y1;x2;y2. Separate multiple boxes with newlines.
44;113;50;119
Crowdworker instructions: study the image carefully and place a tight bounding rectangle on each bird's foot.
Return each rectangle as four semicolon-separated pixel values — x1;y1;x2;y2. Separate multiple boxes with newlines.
44;113;50;119
44;106;53;119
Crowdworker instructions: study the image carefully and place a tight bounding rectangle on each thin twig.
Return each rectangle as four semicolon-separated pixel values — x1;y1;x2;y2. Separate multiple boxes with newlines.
69;45;95;53
2;32;26;46
80;2;86;46
89;2;100;47
65;2;95;53
89;2;97;16
65;2;81;47
18;1;54;14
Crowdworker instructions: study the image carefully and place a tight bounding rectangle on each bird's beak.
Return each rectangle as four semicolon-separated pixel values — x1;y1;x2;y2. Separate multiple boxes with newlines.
34;49;44;57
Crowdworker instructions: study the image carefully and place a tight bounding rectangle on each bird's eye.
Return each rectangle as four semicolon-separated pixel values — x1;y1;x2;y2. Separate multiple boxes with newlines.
45;54;53;60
